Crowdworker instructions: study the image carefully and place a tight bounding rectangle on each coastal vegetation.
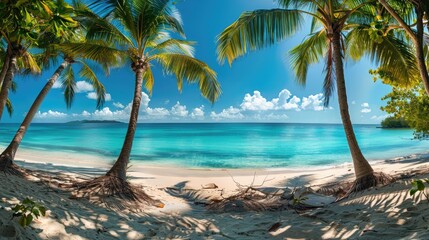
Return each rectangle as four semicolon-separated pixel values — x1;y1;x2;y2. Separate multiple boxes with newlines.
1;0;429;238
65;0;221;203
217;0;403;194
380;117;410;128
0;0;119;174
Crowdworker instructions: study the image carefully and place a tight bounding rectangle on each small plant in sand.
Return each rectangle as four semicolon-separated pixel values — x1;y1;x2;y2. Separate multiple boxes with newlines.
410;179;429;203
12;198;46;227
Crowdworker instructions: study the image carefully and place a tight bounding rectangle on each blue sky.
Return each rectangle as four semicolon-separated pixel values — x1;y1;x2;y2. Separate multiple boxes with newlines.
5;0;392;124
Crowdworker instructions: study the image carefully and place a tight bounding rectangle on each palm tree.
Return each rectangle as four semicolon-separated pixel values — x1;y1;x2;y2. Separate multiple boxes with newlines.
378;0;429;96
0;0;55;119
0;0;78;120
0;0;120;174
66;0;220;203
217;0;394;193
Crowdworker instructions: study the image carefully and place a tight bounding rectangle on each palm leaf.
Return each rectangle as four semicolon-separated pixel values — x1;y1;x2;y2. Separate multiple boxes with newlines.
5;98;13;116
217;9;303;65
152;53;221;103
78;60;106;108
61;65;76;108
143;65;155;94
289;30;328;85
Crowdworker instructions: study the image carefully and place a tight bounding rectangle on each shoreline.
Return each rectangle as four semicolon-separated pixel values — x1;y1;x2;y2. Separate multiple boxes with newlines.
12;146;429;191
2;146;429;238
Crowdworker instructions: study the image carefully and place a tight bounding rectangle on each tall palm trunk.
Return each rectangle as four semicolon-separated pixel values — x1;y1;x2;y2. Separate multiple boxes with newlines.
332;31;374;179
0;60;69;168
0;54;17;120
413;8;429;97
106;61;146;181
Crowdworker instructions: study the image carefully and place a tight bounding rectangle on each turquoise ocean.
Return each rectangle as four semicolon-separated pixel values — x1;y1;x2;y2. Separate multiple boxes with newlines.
1;123;428;169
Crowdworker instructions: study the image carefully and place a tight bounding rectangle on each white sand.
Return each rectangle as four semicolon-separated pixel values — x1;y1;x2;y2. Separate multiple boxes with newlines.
0;148;429;239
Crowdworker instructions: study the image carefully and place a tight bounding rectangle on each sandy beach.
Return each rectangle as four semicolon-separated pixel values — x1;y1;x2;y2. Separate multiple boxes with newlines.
0;148;428;239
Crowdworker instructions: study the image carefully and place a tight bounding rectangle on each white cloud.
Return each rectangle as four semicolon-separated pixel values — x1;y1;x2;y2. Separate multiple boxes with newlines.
240;91;275;111
301;93;324;111
273;89;301;111
52;81;62;89
113;102;124;109
82;110;91;117
86;92;112;101
146;107;170;117
170;102;188;117
361;102;371;113
35;110;67;119
211;107;244;120
75;81;94;93
352;101;356;105
191;106;205;119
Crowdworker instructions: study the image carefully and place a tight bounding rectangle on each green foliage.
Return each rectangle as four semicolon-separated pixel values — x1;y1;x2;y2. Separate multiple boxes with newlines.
380;117;409;128
76;0;221;103
410;179;429;203
12;198;47;228
381;85;429;133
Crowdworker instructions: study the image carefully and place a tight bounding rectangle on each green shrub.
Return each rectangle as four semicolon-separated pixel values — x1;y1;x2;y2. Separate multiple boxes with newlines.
12;198;47;227
410;179;429;203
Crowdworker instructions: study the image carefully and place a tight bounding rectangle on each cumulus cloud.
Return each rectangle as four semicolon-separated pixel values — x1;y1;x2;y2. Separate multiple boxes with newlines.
211;107;244;120
209;89;329;121
301;94;324;111
170;102;188;117
191;106;205;119
241;91;275;111
86;92;112;101
35;90;332;122
361;102;371;113
35;110;67;119
274;89;301;111
75;81;94;93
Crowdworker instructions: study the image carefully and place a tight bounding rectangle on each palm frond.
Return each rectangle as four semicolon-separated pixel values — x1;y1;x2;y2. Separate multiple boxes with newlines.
217;9;303;65
57;42;125;67
152;53;221;103
289;30;328;85
149;39;194;56
61;65;76;108
143;65;155;94
347;26;418;87
5;98;13;116
20;52;41;74
78;60;106;108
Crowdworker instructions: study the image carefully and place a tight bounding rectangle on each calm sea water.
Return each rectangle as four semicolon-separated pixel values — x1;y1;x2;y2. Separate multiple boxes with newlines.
0;123;428;169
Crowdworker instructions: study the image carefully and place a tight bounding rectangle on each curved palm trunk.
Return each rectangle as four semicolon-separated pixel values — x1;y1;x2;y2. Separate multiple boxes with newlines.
332;32;374;179
106;63;146;181
0;54;17;120
0;60;69;169
0;52;11;87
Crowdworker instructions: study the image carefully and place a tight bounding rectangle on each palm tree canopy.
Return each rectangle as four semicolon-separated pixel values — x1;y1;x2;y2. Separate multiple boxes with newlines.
66;0;221;103
217;0;418;105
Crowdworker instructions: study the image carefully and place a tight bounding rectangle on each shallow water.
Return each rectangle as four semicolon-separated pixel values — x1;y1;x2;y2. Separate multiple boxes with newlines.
1;123;427;168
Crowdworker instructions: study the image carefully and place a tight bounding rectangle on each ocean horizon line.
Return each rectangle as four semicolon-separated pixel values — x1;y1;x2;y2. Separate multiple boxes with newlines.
3;121;382;126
